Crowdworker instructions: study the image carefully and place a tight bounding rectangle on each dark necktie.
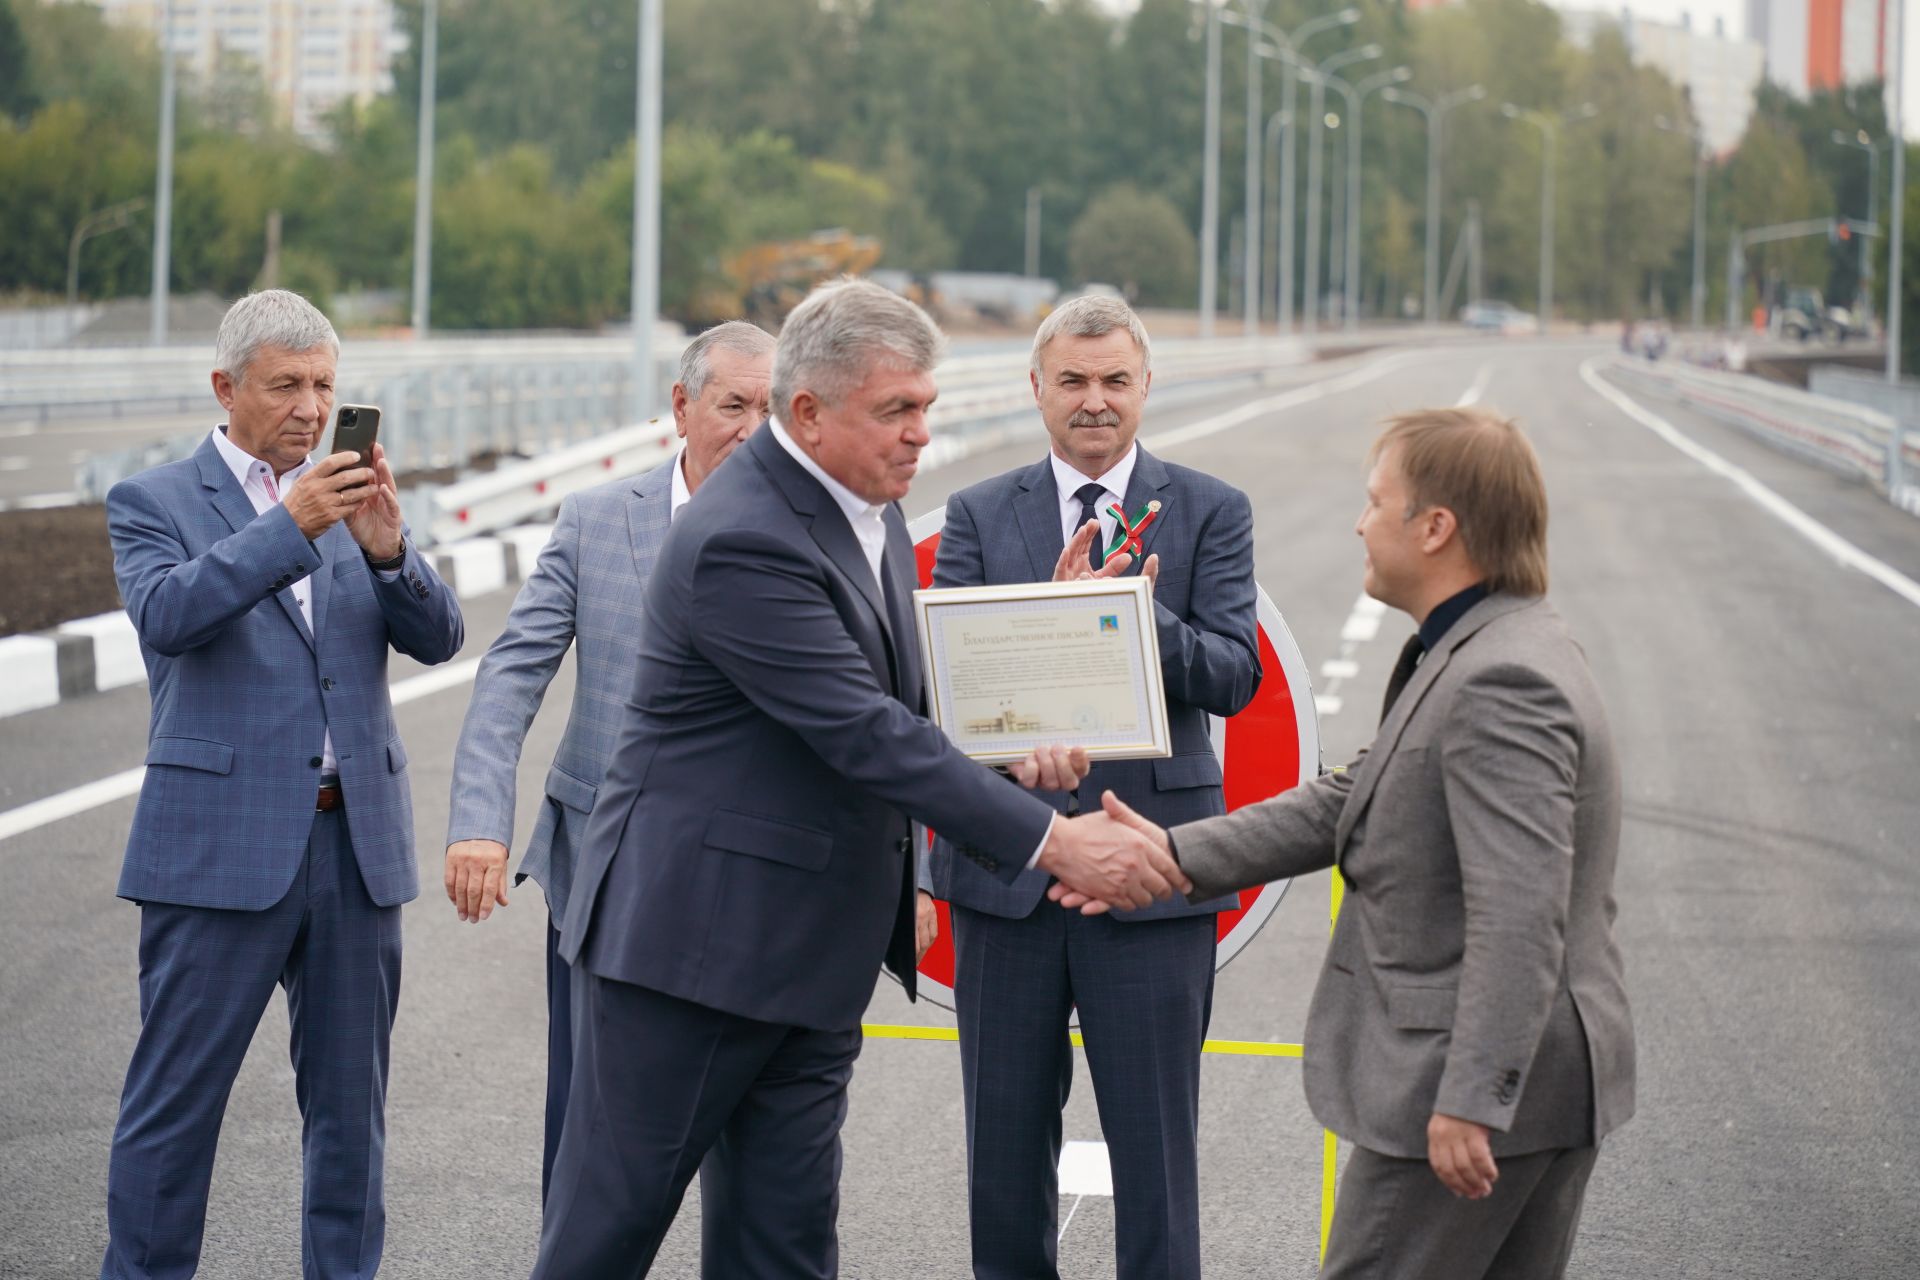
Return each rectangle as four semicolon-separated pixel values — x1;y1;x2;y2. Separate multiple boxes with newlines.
1380;634;1424;725
1074;482;1108;568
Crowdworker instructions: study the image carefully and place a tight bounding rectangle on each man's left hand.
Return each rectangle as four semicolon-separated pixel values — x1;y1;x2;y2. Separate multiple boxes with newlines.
1428;1113;1497;1199
344;441;405;561
1007;743;1090;791
915;890;938;963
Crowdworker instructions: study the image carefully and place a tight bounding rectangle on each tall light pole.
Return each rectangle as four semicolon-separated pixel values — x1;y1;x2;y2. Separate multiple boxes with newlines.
631;0;663;422
1656;115;1709;330
1241;0;1269;333
1887;0;1905;383
1024;186;1042;278
149;0;177;346
1217;5;1359;335
1303;44;1380;338
410;0;438;337
1502;102;1597;334
1385;84;1486;326
1199;0;1222;337
1831;128;1883;322
1323;66;1410;332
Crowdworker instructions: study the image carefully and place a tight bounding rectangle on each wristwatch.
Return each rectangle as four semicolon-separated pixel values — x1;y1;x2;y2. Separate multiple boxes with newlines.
363;544;407;572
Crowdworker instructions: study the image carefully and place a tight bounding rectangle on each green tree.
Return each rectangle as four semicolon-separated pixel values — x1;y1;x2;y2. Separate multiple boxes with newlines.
1068;184;1197;305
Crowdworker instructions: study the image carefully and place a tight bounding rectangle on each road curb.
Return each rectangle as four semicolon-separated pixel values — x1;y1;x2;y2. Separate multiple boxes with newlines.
0;525;559;721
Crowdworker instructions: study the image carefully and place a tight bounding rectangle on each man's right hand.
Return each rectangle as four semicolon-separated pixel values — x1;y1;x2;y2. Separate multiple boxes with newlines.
1035;795;1191;912
1052;519;1135;582
444;838;510;923
284;452;378;541
1048;791;1178;914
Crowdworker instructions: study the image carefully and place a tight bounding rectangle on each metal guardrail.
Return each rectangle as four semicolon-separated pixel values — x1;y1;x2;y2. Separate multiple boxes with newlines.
1604;355;1917;510
404;337;1301;546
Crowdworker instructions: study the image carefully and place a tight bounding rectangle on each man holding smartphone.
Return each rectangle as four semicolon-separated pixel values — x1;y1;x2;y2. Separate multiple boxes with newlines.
98;289;464;1280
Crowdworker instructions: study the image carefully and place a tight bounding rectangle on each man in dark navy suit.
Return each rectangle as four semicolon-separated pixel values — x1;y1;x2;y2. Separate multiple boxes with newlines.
927;296;1260;1278
530;280;1189;1279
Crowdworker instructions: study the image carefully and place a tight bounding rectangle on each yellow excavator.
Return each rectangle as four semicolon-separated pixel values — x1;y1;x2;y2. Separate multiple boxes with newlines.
686;229;885;327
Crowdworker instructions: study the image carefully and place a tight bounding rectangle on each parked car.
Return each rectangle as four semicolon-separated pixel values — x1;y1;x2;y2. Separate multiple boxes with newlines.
1459;300;1536;333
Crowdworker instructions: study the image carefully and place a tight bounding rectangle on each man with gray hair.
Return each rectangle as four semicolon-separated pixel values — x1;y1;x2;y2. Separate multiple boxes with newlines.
530;279;1187;1277
443;318;773;1202
926;293;1260;1278
99;289;464;1278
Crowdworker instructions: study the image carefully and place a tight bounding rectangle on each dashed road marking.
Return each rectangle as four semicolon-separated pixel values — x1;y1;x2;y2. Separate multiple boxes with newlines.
1315;594;1389;717
1455;361;1495;407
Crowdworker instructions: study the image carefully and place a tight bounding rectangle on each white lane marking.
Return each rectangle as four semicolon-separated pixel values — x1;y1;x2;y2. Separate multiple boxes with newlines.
1141;348;1428;453
0;657;484;845
1579;357;1920;612
1314;592;1394;718
0;423;35;439
1057;1139;1111;1242
0;457;29;471
1455;362;1494;407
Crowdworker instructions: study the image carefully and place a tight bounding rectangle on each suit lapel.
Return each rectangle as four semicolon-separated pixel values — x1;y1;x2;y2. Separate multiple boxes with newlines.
626;455;676;574
1333;594;1538;856
1117;447;1174;571
1013;457;1065;581
750;429;893;672
197;440;315;652
882;507;919;703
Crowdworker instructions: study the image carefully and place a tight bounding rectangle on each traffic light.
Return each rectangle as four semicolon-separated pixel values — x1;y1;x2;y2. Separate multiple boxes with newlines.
1834;218;1852;243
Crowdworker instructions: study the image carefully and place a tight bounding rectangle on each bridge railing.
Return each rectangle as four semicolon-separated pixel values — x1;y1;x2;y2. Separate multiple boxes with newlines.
1605;355;1918;514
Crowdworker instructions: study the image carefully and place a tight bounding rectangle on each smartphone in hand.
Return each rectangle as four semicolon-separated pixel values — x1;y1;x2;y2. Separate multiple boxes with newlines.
329;404;382;468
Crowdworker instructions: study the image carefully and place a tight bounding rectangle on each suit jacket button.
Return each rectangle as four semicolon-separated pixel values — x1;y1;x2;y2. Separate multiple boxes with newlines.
322;678;334;691
309;756;323;768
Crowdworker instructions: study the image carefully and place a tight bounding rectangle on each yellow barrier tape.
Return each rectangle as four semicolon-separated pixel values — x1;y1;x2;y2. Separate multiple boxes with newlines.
861;868;1349;1269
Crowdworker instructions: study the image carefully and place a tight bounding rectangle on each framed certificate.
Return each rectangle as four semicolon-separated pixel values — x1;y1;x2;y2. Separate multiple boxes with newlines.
913;577;1171;765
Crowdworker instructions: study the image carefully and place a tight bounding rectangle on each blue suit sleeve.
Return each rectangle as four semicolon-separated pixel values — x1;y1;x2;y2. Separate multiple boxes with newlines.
108;476;322;657
368;531;464;664
1153;486;1260;715
688;526;1054;879
447;499;583;847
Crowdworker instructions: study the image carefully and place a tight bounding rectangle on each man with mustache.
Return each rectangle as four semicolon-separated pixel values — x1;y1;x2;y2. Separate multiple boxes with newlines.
924;295;1261;1278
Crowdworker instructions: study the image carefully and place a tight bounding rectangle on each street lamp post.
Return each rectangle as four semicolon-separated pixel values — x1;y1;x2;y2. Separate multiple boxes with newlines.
410;0;438;337
1323;66;1410;332
1657;114;1709;330
1215;5;1360;336
1241;0;1268;333
1199;0;1221;337
149;0;177;346
1303;43;1380;337
631;0;663;422
1382;84;1485;327
1502;102;1597;335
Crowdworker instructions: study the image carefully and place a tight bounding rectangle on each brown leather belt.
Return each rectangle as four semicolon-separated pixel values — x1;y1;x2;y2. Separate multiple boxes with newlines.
315;783;344;812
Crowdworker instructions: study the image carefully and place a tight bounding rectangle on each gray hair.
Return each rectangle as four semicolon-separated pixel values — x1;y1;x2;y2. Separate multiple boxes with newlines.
1030;294;1152;377
213;289;340;385
677;320;776;398
771;278;945;414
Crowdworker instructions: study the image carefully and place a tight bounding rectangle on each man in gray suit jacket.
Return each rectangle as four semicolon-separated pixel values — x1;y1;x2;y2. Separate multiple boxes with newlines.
926;296;1260;1279
443;321;773;1199
1060;407;1635;1279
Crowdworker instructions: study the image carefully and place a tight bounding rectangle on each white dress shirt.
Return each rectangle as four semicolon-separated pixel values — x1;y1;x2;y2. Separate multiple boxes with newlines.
669;445;694;521
768;418;888;590
210;426;337;774
1050;444;1138;558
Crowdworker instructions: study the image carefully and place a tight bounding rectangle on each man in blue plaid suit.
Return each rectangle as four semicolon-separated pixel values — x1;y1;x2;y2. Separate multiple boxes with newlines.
99;290;465;1280
926;296;1261;1279
443;320;773;1201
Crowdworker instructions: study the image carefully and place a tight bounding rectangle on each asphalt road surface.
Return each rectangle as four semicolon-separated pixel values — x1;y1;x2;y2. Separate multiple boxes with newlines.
2;340;1916;1278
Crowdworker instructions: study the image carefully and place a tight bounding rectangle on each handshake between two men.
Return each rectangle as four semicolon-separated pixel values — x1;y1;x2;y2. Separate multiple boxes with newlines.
1000;742;1193;913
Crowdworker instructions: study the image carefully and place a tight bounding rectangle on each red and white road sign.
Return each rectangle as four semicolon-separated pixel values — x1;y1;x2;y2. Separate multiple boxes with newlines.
905;506;1322;1011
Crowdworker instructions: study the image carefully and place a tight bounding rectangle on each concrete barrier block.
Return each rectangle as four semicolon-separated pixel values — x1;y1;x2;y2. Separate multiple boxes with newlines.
436;538;509;599
0;634;62;716
499;523;558;583
58;610;145;690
